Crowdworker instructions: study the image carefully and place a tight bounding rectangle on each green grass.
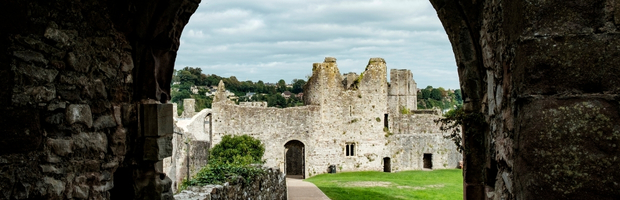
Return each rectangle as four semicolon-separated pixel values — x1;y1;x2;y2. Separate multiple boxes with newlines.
305;170;463;200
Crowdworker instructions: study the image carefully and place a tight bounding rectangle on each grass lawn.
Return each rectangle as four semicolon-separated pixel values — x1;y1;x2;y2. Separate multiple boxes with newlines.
305;169;463;200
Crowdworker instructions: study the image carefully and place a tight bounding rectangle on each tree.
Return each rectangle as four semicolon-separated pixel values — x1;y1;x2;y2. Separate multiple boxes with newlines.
276;79;287;93
291;79;306;93
454;89;463;104
178;70;197;85
430;88;443;101
171;90;191;103
256;80;265;93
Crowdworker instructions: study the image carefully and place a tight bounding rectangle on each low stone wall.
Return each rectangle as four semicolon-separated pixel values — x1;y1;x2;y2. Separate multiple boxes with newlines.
174;166;287;200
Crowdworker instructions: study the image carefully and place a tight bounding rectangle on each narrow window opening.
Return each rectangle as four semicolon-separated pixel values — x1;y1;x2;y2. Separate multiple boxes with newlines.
384;114;388;128
346;145;350;156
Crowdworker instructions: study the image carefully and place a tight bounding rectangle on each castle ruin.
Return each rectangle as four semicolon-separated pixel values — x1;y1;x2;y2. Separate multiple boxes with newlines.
169;57;461;184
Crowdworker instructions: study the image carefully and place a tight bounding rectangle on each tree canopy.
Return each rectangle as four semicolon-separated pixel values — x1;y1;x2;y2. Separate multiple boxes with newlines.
171;67;305;114
417;86;462;110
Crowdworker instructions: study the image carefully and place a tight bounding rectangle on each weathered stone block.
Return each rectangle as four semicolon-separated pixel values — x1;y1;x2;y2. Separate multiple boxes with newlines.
93;115;116;130
73;132;107;153
122;104;137;126
73;185;89;199
45;113;64;125
47;100;66;111
66;104;93;128
42;177;65;196
142;104;173;137
14;62;58;84
144;135;173;161
40;165;64;174
93;79;107;99
47;138;73;156
12;85;57;105
516;98;620;199
44;27;74;48
13;50;48;64
66;52;90;73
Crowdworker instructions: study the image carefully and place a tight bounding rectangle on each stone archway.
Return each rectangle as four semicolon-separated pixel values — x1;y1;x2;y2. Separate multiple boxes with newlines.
1;0;620;199
284;140;305;178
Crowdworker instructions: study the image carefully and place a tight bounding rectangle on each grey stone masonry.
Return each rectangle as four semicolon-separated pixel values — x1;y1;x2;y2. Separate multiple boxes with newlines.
200;57;461;178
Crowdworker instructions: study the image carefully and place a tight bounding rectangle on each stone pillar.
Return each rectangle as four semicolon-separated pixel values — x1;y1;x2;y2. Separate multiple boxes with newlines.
430;0;620;199
181;99;196;118
388;69;418;134
0;0;198;199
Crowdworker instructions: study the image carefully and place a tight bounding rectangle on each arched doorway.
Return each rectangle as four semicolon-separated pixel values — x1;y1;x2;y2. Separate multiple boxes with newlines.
284;140;305;178
383;157;391;172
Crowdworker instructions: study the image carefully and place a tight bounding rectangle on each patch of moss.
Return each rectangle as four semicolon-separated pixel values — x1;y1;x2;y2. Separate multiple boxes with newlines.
399;106;410;114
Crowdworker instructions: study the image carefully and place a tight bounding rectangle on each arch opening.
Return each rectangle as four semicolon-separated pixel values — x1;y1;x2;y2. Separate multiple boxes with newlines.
284;140;305;178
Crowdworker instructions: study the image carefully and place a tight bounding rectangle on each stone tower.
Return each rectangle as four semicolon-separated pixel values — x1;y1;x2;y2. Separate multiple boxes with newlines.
388;69;417;115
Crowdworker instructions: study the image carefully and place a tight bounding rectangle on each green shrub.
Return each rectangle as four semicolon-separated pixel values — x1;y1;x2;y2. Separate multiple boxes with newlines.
181;160;266;190
180;135;266;191
210;135;265;164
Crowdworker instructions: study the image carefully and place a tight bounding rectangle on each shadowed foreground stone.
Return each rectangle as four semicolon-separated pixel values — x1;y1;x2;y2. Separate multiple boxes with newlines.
0;0;199;199
430;0;620;199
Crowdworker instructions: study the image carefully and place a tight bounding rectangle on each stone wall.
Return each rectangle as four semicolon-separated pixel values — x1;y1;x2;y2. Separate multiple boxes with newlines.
164;108;212;193
0;0;199;199
174;166;287;200
207;57;461;178
388;69;418;115
212;102;321;173
239;102;268;107
181;98;197;118
387;113;462;171
430;0;620;199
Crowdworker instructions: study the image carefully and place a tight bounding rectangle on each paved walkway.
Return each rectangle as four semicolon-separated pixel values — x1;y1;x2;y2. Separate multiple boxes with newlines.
286;175;331;200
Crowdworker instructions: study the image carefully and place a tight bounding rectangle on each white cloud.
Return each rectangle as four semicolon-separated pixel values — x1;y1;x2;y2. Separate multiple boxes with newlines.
175;0;460;89
216;19;265;34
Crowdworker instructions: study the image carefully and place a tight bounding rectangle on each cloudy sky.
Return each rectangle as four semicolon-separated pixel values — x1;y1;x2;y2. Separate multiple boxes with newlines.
175;0;460;89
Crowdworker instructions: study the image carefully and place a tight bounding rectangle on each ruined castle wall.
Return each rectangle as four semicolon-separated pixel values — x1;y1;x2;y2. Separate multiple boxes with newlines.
180;98;197;118
164;108;212;193
388;69;418;132
207;57;460;178
239;102;268;107
387;113;462;171
176;108;212;141
212;102;321;172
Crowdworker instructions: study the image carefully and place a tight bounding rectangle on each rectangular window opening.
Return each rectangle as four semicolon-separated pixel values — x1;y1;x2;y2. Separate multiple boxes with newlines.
346;145;350;156
345;143;356;156
384;114;388;128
